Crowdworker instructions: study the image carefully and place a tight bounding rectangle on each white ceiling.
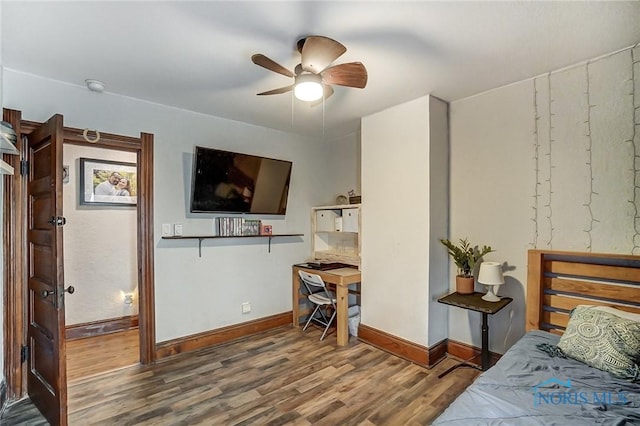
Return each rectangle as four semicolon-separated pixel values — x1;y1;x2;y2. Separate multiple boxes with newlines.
2;1;640;139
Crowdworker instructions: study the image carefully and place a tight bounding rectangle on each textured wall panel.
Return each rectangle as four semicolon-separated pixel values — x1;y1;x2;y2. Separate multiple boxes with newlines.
533;47;638;253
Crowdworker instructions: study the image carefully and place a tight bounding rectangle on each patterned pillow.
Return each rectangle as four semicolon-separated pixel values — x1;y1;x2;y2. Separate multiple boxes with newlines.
587;305;640;323
557;305;640;381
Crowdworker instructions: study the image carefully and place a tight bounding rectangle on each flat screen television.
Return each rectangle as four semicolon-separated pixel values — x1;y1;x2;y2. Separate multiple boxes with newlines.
190;146;293;215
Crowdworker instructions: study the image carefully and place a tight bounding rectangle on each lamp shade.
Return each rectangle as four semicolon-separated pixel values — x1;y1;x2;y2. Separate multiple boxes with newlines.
477;262;504;285
294;74;323;101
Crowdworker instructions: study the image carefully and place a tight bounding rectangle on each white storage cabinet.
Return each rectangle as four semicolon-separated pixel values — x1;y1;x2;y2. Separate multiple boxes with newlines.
311;204;361;268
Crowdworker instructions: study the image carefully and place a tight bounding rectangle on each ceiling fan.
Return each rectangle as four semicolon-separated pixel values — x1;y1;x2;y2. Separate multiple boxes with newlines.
251;35;368;104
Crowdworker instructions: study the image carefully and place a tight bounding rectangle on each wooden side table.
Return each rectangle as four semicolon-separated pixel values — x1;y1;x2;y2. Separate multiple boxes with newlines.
437;292;513;378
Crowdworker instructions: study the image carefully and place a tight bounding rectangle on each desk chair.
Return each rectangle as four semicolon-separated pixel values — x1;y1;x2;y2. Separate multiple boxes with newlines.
298;270;337;341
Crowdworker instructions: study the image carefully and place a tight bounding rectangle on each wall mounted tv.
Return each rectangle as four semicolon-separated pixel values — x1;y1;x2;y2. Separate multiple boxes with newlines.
190;146;293;215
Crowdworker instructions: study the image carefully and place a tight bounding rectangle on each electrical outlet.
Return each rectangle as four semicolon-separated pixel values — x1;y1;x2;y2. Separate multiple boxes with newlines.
174;224;183;236
242;302;251;314
161;223;173;237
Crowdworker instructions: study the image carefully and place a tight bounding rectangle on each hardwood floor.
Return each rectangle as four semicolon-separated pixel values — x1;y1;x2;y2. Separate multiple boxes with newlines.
66;328;140;381
1;326;479;425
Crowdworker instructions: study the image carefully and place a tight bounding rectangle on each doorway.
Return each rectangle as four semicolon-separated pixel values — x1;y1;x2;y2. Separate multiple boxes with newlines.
2;109;155;422
62;143;140;381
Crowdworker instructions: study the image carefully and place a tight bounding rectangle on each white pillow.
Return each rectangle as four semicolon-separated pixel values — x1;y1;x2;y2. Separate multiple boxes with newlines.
576;304;640;323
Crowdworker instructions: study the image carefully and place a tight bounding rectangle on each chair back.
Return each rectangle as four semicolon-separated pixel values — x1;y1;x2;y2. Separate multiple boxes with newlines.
298;270;333;300
298;269;338;340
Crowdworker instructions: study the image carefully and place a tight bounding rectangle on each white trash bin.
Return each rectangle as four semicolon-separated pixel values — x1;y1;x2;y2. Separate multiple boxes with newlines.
348;305;361;337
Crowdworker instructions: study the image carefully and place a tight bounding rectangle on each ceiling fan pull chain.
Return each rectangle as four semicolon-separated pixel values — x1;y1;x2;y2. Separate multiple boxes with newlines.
322;94;325;137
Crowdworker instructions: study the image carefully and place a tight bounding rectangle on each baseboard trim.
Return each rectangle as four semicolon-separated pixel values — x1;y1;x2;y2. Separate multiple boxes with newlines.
154;316;494;367
66;315;139;341
358;324;447;368
428;338;448;367
446;339;501;366
155;311;292;360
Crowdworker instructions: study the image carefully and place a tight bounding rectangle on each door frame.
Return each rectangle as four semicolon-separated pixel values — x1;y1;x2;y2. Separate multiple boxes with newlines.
2;108;156;401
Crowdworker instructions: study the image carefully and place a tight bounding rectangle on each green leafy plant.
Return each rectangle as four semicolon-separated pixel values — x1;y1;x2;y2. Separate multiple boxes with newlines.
440;238;494;278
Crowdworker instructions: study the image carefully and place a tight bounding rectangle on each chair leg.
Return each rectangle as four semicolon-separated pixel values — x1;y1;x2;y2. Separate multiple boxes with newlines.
319;310;337;341
317;305;330;323
303;305;321;331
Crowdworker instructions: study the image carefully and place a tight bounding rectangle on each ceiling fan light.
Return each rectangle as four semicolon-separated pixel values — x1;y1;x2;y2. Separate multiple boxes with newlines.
294;75;323;101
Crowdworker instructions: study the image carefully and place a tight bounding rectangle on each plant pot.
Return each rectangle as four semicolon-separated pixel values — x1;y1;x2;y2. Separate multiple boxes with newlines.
455;276;475;295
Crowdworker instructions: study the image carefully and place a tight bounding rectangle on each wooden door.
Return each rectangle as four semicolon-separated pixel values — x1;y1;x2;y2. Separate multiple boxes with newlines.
26;114;68;425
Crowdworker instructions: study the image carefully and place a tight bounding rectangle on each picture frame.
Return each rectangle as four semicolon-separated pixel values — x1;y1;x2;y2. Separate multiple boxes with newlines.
79;158;137;206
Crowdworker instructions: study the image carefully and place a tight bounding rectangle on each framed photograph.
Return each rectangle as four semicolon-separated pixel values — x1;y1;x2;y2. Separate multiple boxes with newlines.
79;158;137;206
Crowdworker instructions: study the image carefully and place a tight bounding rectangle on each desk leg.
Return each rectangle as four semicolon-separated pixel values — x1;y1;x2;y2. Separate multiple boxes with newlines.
292;268;300;328
438;311;489;379
481;312;489;371
336;285;348;346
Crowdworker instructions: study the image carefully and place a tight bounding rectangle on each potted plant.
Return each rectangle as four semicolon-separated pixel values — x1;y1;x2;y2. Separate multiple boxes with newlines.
440;238;494;294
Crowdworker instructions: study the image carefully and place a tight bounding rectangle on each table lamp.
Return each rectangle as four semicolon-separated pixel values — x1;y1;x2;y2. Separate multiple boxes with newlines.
478;261;504;302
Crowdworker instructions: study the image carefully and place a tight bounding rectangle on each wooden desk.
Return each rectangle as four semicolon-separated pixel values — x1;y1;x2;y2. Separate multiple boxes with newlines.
292;265;361;346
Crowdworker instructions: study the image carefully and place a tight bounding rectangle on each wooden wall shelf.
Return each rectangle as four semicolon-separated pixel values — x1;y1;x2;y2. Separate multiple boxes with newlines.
162;233;303;256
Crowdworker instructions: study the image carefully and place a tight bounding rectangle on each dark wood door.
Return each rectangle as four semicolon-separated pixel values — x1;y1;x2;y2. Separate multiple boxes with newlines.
26;114;68;425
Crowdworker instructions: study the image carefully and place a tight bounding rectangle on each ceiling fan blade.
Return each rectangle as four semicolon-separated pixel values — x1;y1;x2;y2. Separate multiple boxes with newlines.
301;36;346;74
321;62;368;88
310;85;334;107
251;54;294;78
256;84;294;96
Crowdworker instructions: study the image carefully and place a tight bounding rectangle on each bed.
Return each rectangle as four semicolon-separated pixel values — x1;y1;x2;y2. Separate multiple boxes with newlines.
433;250;640;425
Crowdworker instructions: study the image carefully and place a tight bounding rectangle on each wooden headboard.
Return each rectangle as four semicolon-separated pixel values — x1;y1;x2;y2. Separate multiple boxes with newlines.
526;249;640;334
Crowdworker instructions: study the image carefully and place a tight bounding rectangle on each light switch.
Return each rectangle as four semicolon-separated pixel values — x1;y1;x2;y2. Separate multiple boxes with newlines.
161;223;173;237
174;224;183;236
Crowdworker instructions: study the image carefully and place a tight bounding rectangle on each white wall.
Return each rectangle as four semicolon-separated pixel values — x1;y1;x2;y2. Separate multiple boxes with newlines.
63;145;138;325
3;69;334;342
449;43;640;353
5;37;635;364
361;95;448;347
325;131;361;203
427;97;450;346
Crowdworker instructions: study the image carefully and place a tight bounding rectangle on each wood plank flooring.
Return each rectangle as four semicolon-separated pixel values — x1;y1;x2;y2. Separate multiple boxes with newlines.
66;328;140;381
1;326;479;425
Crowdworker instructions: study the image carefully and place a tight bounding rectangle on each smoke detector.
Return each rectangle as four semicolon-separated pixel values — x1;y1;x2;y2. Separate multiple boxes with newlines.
85;79;105;93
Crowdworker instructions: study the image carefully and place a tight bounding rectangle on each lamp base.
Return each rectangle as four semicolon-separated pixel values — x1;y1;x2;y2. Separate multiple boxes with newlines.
482;285;501;302
481;292;501;302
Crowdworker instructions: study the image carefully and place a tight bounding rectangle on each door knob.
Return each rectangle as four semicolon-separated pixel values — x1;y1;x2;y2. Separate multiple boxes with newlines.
47;216;66;226
41;286;74;298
